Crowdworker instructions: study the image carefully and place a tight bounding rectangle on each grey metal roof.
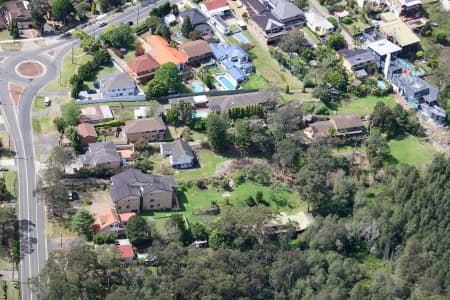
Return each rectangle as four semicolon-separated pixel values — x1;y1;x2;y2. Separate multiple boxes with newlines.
101;72;136;92
179;9;208;26
271;0;304;22
208;91;272;112
161;140;194;161
80;142;120;166
110;168;177;202
339;49;375;67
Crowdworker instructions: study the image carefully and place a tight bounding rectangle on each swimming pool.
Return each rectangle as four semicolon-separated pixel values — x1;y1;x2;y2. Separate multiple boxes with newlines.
217;76;236;90
192;111;209;118
377;80;387;90
234;32;249;44
191;81;204;93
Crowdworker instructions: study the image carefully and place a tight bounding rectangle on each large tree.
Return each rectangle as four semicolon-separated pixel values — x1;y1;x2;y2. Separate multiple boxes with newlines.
206;114;228;151
326;32;346;50
61;102;81;126
181;16;193;38
154;62;181;93
100;24;134;49
52;0;74;23
71;209;94;240
126;216;150;246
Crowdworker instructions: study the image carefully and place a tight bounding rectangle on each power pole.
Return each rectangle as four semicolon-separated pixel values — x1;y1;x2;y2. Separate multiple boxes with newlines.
137;6;140;25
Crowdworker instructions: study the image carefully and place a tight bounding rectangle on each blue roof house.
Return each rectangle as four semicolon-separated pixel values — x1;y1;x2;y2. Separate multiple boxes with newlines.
210;43;254;84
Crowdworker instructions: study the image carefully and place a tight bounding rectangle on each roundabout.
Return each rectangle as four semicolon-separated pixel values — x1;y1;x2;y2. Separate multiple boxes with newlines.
15;60;46;78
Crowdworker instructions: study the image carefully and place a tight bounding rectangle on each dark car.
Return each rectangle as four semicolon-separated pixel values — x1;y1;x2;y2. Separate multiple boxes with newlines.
87;89;97;94
128;21;134;26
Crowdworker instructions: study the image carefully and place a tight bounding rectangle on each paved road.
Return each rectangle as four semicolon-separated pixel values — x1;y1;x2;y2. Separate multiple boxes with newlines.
0;2;175;299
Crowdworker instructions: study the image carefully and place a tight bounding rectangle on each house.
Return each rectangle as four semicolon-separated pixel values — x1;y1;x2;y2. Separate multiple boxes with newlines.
200;0;231;17
100;72;136;98
117;244;135;264
179;9;212;36
210;43;254;84
266;211;315;236
79;142;121;169
385;0;422;19
122;117;167;143
249;13;286;44
164;13;177;25
390;72;438;109
178;40;212;65
379;12;420;57
93;208;121;236
127;54;160;84
6;2;32;29
118;212;136;228
147;35;188;71
110;168;178;213
241;0;267;15
76;123;97;146
338;49;375;76
160;140;195;169
421;103;447;125
367;39;402;78
305;113;363;139
304;9;334;36
270;0;305;29
212;15;231;35
80;105;114;124
208;91;272;113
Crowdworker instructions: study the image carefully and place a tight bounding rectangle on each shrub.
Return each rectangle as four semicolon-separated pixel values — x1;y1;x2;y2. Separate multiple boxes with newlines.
195;180;207;190
246;196;256;207
341;16;353;24
93;233;116;244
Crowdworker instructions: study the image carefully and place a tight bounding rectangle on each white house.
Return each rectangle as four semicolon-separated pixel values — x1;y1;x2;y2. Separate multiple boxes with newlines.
100;72;137;98
200;0;230;18
212;15;231;35
160;140;195;169
304;9;334;36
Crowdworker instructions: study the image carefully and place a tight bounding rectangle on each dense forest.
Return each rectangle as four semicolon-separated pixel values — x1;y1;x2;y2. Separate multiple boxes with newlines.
32;149;449;299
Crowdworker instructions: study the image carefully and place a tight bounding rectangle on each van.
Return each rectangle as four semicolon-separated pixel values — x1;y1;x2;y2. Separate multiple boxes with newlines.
44;97;51;106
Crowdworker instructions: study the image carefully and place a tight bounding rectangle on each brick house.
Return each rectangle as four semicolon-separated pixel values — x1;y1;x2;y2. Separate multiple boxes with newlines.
122;117;166;143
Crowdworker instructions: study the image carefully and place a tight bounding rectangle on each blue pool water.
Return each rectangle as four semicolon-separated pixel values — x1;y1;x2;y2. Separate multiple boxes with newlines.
218;76;236;90
377;80;387;90
191;81;204;93
234;32;249;44
192;111;209;118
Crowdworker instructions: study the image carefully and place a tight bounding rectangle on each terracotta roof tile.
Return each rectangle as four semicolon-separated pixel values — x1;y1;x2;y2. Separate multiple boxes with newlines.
94;208;120;232
127;54;160;74
123;117;166;134
204;0;228;11
178;40;212;59
76;123;97;138
147;35;187;65
117;244;134;258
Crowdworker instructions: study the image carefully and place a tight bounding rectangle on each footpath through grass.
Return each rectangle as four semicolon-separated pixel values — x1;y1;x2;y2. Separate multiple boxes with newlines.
387;135;436;167
337;95;397;116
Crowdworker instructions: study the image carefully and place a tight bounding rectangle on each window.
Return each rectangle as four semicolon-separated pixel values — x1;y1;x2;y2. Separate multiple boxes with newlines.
118;206;122;210
150;205;154;208
126;205;129;209
150;199;154;202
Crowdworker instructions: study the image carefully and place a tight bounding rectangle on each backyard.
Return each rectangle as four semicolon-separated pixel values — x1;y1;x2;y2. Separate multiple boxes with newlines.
337;94;397;116
174;150;229;181
32;116;56;134
387;135;436;167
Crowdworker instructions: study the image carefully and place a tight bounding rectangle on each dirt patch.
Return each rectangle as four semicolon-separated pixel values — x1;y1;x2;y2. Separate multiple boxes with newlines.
16;61;45;78
85;191;114;215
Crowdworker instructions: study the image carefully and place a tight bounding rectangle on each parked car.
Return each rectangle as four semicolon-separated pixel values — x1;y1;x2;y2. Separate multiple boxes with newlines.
98;21;107;28
87;89;97;94
67;190;78;201
128;21;134;26
120;48;127;55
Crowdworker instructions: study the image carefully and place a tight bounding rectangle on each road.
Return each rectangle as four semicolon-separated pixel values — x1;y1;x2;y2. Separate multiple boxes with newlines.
308;0;354;49
0;2;165;299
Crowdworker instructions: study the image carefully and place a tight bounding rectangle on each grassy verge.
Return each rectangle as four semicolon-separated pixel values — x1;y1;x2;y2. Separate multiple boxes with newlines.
387;135;436;167
32;116;56;134
3;171;17;198
175;150;228;181
46;219;76;240
0;281;20;300
45;48;93;91
0;30;11;41
0;42;22;51
337;95;397;116
33;95;47;111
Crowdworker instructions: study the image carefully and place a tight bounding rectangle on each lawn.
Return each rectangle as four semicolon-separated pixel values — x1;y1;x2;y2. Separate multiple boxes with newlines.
242;31;302;90
45;48;93;91
242;74;269;90
46;219;76;240
85;63;120;89
337;95;397;116
0;281;20;300
175;150;229;180
32;116;56;134
3;171;17;198
387;135;436;167
303;27;320;45
0;29;11;41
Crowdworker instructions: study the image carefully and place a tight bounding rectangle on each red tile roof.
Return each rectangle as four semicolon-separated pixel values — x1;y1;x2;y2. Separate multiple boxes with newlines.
76;123;97;138
117;244;134;258
119;212;136;223
178;40;212;59
94;208;120;232
127;54;160;74
203;0;228;11
147;35;187;65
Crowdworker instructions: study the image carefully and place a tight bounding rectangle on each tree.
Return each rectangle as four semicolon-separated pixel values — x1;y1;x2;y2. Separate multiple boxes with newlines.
75;2;89;20
52;115;66;133
327;17;338;28
181;16;193;37
268;103;304;141
52;0;74;23
9;20;19;39
0;178;12;201
100;24;134;49
371;102;398;138
188;30;201;41
326;33;346;50
146;78;169;98
172;3;179;16
365;131;389;169
147;15;161;33
166;108;180;126
234;119;252;154
278;28;305;53
176;100;193;125
154;62;181;93
206;114;227;151
134;137;150;152
126;216;150;246
157;25;171;42
61;102;81;126
326;70;347;91
93;49;111;65
31;6;46;33
432;29;447;45
48;146;75;172
71;209;94;240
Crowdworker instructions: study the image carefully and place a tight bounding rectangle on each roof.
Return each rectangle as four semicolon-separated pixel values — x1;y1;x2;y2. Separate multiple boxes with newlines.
76;123;97;138
178;40;212;59
117;244;134;258
110;168;177;202
161;140;194;161
242;0;266;14
228;66;247;81
127;54;160;74
79;142;121;166
379;14;420;46
80;106;114;123
118;212;136;223
123;117;166;134
271;0;304;21
118;149;133;159
309;120;333;137
367;39;402;56
203;0;229;11
193;95;208;104
339;49;375;67
94;208;120;232
305;9;334;30
252;13;284;31
330;113;362;130
7;2;31;20
271;211;315;231
101;72;135;92
179;9;208;26
147;35;187;65
208;91;272;111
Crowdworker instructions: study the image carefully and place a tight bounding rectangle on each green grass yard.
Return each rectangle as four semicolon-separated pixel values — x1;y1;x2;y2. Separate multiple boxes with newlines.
337;95;397;116
242;73;269;90
387;135;436;167
32;116;56;134
3;171;17;198
85;63;119;89
175;150;228;180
